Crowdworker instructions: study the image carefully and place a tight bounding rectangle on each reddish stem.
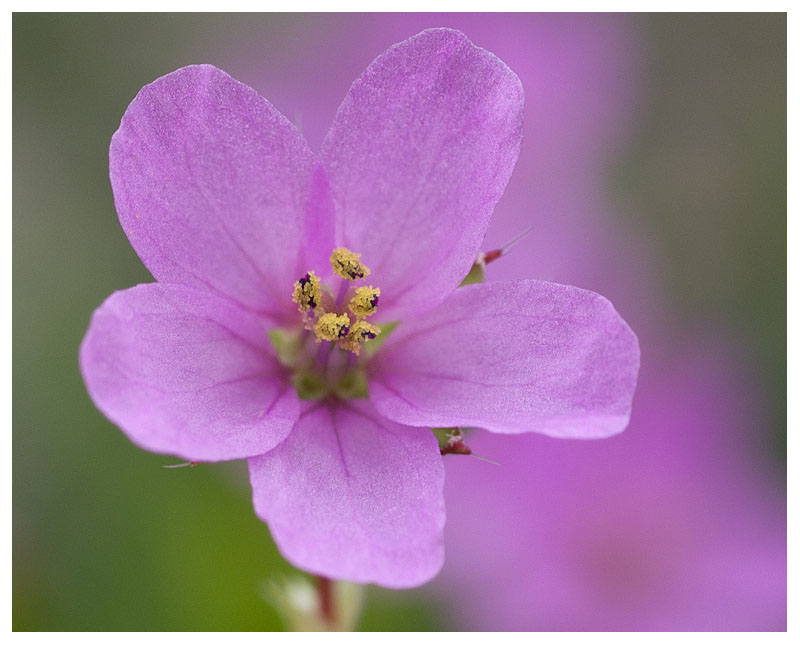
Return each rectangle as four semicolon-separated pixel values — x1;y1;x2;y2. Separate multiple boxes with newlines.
317;575;334;628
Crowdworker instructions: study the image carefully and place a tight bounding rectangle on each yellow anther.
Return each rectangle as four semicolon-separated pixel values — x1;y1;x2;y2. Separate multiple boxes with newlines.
330;247;371;281
340;320;381;355
349;286;381;318
292;271;321;313
314;312;351;342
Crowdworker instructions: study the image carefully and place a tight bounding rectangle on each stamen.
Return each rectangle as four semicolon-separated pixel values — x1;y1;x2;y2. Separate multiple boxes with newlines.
292;271;321;313
288;248;383;371
314;312;351;342
348;286;381;318
340;320;380;355
330;247;371;281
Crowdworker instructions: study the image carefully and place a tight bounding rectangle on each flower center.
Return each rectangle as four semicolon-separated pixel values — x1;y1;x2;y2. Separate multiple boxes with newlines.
277;247;383;400
293;247;382;355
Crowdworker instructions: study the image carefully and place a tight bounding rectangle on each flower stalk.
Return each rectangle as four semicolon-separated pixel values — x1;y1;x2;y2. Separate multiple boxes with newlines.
317;576;334;627
266;575;365;631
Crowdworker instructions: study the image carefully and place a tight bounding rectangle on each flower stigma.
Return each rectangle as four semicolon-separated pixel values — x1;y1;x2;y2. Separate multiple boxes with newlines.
277;248;384;400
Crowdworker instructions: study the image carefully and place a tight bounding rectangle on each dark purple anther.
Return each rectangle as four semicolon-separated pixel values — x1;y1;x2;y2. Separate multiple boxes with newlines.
371;295;380;308
338;326;350;338
298;273;311;286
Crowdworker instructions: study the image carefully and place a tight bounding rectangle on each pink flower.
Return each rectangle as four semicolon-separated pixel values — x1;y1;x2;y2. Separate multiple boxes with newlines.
79;28;639;587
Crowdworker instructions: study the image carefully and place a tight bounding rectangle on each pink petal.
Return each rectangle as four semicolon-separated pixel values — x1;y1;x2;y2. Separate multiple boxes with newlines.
110;65;331;320
321;28;523;320
248;400;445;587
370;280;640;438
79;283;298;461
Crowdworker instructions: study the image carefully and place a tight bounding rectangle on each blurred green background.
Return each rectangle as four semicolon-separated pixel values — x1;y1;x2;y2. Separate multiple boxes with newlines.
13;13;785;630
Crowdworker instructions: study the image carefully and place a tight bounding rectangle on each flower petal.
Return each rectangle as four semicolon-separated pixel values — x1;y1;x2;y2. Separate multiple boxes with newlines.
321;28;523;320
79;283;298;461
110;65;330;320
248;400;445;587
370;280;640;438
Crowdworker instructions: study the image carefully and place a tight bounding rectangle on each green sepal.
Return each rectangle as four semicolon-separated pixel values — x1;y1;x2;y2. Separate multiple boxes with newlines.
335;369;369;399
268;328;304;367
362;320;399;357
431;427;458;451
292;370;328;400
459;261;486;286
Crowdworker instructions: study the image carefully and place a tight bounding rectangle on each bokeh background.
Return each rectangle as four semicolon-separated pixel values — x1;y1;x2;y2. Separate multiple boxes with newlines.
13;13;786;631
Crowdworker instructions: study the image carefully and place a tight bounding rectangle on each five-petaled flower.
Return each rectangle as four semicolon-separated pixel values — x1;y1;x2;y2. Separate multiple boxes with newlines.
79;28;640;588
